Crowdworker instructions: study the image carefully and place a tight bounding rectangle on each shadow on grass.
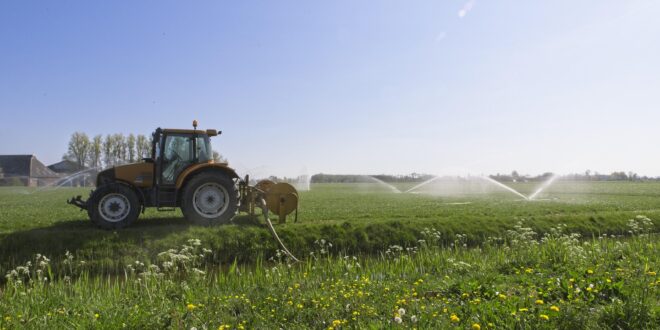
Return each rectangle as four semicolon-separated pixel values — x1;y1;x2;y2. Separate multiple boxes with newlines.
0;214;265;274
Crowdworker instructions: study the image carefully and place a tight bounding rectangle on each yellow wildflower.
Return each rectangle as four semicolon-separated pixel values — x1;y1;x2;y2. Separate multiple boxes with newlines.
535;299;544;305
95;313;100;319
647;271;657;276
518;308;529;312
539;314;550;321
550;305;560;312
450;314;460;323
472;323;481;330
587;269;594;274
187;303;196;311
332;320;342;327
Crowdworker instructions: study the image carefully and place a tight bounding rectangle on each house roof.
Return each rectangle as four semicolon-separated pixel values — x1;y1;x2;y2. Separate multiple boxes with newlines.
48;160;85;174
0;155;61;178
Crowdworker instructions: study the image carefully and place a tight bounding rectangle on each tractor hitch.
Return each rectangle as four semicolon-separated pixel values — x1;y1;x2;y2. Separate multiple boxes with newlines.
67;195;88;211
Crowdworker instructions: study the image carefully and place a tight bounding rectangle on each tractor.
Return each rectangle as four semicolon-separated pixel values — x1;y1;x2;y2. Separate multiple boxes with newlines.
68;121;298;229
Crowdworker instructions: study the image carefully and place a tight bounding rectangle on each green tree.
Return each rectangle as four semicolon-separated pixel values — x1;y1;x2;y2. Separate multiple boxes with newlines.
64;132;91;168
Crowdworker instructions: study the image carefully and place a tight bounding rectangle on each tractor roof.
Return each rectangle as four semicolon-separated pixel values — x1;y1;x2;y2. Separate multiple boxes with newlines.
162;128;219;136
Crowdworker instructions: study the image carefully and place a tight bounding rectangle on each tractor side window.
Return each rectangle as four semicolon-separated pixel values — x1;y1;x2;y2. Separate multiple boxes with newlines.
154;140;161;161
196;136;212;162
162;135;193;184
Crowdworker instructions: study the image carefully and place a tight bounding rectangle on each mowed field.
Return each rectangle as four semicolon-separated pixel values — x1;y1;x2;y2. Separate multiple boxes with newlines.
0;181;659;328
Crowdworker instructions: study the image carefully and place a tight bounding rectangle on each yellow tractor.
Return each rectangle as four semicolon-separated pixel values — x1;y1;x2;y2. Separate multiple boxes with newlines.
68;121;299;229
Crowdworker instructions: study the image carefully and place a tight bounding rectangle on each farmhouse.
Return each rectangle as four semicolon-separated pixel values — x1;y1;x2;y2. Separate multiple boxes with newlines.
0;155;61;187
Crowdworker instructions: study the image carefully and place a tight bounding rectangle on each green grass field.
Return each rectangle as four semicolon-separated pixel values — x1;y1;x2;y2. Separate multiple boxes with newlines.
0;181;659;328
1;181;659;274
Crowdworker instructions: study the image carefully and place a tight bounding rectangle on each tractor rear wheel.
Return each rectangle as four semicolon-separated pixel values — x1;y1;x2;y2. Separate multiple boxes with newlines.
88;183;141;229
180;172;239;225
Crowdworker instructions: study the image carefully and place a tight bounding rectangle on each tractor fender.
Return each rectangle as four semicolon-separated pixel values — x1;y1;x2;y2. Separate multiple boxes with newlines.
175;163;239;189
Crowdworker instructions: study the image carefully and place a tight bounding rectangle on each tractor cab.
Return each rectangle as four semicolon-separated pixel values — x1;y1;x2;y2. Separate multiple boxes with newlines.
151;126;219;186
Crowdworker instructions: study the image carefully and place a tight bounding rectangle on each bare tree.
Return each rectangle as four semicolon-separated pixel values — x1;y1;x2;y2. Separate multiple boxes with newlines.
91;135;103;169
127;134;136;163
212;150;227;163
64;132;91;169
112;133;125;164
136;134;148;160
103;134;114;167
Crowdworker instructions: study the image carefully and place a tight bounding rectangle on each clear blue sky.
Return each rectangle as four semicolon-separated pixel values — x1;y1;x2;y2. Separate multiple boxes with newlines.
1;1;659;177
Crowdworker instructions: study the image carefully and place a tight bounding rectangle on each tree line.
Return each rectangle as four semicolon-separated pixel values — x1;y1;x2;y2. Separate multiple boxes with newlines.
490;170;658;182
64;132;153;170
64;132;226;170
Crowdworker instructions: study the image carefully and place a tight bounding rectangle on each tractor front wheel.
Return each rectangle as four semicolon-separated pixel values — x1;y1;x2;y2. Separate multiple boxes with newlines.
89;183;141;229
181;172;239;225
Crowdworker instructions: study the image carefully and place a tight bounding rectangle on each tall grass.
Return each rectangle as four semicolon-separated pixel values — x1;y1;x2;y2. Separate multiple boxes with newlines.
1;219;658;329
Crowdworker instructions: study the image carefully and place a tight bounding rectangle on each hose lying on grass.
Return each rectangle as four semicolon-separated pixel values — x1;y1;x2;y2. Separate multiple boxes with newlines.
259;198;299;262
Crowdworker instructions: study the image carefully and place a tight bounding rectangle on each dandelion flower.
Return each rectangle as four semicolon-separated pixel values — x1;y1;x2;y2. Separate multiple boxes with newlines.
647;271;657;276
539;314;550;321
472;323;481;330
550;305;560;312
450;314;460;323
394;316;402;324
535;299;544;305
187;303;196;311
587;269;594;274
332;320;341;327
398;308;406;316
411;315;418;323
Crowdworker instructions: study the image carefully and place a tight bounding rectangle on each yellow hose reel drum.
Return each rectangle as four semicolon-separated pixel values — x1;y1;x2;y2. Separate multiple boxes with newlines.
261;182;299;223
255;179;275;193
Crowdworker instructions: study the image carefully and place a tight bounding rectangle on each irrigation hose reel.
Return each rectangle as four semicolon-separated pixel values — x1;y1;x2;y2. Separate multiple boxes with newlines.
259;180;299;224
